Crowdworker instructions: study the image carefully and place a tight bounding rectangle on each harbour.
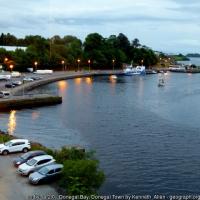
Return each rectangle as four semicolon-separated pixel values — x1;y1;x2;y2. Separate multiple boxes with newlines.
1;72;200;195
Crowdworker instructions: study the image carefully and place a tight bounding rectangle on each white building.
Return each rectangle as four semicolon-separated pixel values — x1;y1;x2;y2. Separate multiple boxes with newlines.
0;45;27;51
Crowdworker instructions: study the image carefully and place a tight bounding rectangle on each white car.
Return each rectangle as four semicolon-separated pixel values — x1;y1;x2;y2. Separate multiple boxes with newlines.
18;155;55;176
0;91;10;98
0;139;31;155
23;77;34;82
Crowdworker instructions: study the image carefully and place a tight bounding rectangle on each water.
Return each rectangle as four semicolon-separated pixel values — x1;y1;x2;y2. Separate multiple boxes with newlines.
178;57;200;66
1;74;200;195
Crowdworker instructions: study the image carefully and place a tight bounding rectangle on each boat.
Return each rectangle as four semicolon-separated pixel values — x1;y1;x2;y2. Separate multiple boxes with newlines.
123;65;146;76
110;75;117;79
158;77;165;87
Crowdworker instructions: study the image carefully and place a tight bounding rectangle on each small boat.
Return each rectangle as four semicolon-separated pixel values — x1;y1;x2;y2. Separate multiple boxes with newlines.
110;75;117;79
158;78;165;87
123;65;146;76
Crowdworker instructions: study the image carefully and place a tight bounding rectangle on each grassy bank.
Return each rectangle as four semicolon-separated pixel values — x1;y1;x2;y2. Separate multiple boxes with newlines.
0;131;105;195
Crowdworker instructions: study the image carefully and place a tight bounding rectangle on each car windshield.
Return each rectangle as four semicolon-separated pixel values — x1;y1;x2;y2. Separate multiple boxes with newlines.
26;159;37;166
38;167;49;175
4;141;12;146
20;152;31;160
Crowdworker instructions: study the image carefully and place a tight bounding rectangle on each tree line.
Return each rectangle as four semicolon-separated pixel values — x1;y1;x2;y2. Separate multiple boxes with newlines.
0;33;158;71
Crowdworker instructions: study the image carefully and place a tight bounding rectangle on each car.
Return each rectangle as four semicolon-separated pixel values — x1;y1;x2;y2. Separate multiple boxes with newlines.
23;77;34;82
5;83;16;88
29;164;63;184
12;81;22;86
0;139;31;155
30;76;42;81
0;91;10;98
13;150;47;167
17;155;55;176
11;71;21;78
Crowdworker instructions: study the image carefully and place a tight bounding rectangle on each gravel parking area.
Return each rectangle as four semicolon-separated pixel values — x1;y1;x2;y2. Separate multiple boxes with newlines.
0;154;59;200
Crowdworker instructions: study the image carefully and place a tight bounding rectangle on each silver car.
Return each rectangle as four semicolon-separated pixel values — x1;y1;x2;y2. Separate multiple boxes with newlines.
18;155;55;176
29;164;63;184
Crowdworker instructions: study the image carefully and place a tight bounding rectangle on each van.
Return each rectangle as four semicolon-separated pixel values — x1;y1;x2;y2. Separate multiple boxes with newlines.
0;91;11;98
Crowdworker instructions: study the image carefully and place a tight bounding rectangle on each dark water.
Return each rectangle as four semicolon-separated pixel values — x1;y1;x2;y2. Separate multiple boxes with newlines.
1;73;200;195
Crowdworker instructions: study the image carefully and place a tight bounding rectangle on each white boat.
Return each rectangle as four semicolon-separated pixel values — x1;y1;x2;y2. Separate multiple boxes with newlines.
123;65;146;76
110;75;117;79
158;78;165;87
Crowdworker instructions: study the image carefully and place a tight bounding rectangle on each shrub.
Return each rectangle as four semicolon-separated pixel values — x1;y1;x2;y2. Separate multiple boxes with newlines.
60;159;105;195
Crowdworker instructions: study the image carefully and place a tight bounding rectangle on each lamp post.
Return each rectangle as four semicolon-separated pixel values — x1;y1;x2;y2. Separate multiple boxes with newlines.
77;59;80;71
141;59;144;66
112;59;115;71
9;64;13;73
34;61;38;72
61;60;65;71
88;59;91;72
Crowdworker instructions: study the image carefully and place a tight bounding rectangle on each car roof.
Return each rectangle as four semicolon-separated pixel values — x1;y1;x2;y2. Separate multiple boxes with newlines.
32;155;53;161
9;139;29;143
44;164;63;171
23;150;46;156
29;150;46;154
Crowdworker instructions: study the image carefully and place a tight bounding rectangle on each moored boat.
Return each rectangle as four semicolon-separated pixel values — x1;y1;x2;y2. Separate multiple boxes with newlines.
123;65;146;76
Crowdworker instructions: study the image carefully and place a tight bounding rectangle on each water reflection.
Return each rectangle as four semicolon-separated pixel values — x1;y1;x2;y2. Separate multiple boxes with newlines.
57;81;68;95
8;110;16;135
32;111;40;120
85;77;92;85
74;78;82;85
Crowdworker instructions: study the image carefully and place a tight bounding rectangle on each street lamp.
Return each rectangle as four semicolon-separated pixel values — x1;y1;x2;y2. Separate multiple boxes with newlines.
77;59;80;71
34;61;38;71
141;59;144;66
4;57;8;62
112;59;115;71
61;60;65;71
88;59;91;72
9;64;14;73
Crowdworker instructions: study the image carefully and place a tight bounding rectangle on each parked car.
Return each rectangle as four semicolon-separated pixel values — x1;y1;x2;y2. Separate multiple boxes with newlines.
5;83;16;88
13;150;47;167
23;77;34;82
11;71;21;78
17;155;55;176
0;139;31;155
30;77;42;81
29;164;63;184
12;81;22;86
0;91;10;98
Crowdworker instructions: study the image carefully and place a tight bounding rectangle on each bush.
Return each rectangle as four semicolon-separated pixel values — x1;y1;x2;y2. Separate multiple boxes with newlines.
0;133;13;143
60;159;105;195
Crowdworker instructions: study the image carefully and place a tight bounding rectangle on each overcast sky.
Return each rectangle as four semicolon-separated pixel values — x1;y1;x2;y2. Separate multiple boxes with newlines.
1;0;200;53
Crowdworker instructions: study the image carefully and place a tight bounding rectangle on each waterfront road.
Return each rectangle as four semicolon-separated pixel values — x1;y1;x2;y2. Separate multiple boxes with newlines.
0;154;58;200
0;70;122;97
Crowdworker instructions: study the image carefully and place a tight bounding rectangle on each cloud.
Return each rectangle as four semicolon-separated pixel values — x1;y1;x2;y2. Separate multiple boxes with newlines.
0;0;200;53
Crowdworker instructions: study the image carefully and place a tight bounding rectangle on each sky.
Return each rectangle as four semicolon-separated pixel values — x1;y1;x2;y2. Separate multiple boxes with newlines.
1;0;200;53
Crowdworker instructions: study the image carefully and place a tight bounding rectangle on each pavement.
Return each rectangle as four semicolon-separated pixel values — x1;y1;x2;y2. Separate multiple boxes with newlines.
0;154;59;200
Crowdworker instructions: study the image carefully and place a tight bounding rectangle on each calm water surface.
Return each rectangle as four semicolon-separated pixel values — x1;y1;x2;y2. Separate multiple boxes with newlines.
1;73;200;195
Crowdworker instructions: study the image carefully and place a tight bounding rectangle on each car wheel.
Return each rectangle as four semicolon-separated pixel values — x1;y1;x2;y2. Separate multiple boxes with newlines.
2;150;9;155
22;148;29;153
